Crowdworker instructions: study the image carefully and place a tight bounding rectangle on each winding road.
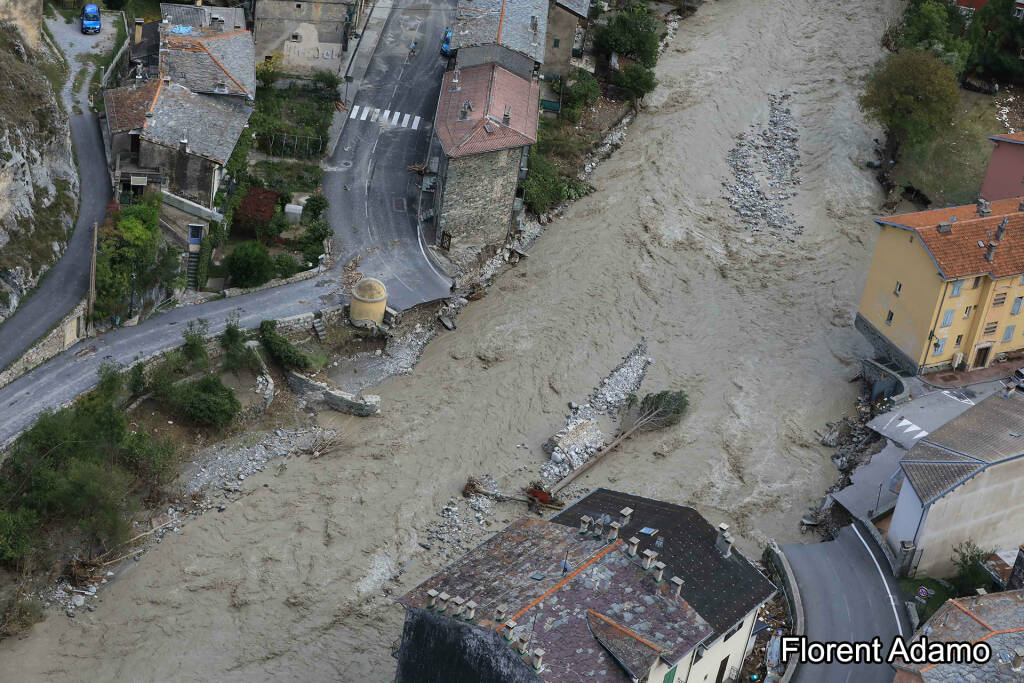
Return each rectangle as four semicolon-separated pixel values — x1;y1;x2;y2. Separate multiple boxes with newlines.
0;0;452;446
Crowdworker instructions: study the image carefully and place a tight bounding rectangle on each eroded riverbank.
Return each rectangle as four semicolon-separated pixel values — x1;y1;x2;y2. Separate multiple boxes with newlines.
1;0;897;679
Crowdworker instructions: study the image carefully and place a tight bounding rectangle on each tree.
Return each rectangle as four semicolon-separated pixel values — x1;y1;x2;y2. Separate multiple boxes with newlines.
256;54;282;89
951;539;993;594
616;64;658;102
595;7;661;67
303;195;329;221
226;241;276;288
860;50;959;150
901;1;970;75
182;319;210;368
967;0;1024;80
165;375;241;429
624;390;689;431
311;69;341;93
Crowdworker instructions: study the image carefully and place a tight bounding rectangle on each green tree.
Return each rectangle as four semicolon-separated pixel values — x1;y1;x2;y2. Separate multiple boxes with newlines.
523;151;566;214
967;0;1024;80
165;375;241;429
226;241;276;288
901;1;970;75
182;319;210;368
616;64;658;102
275;253;302;278
303;195;329;221
860;50;959;150
595;6;661;67
951;540;993;594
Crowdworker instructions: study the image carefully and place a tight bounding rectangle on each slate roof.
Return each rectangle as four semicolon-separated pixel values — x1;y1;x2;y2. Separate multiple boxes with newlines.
160;25;256;98
142;82;252;164
452;0;549;64
159;3;246;30
876;197;1024;279
130;20;160;65
555;0;591;18
435;64;539;158
900;390;1024;505
397;515;716;683
103;78;161;133
551;489;777;638
891;589;1024;682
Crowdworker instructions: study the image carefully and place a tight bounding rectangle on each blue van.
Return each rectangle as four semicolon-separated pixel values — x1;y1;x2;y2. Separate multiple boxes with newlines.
81;4;101;34
440;28;453;57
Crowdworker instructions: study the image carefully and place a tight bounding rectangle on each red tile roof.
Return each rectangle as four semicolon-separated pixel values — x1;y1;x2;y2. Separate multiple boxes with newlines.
877;198;1024;279
435;64;539;158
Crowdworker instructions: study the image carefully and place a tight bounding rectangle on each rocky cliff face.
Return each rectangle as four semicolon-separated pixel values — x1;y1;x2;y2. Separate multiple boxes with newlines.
0;23;78;323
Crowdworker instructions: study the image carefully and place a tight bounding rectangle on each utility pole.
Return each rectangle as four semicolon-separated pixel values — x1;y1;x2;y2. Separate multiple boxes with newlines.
87;221;98;335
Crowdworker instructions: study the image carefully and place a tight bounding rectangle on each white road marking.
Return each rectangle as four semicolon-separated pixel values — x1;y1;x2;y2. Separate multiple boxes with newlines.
851;524;904;637
411;116;421;130
371;108;382;121
382;109;390;123
360;108;370;121
349;106;359;119
391;111;400;125
916;430;928;439
942;390;975;406
401;113;411;127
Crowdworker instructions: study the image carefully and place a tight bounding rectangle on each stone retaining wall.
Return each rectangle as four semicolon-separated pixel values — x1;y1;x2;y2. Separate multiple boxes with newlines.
0;298;87;391
763;541;804;683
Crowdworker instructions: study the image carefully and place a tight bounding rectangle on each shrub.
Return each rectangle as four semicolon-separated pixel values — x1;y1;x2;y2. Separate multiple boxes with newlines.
616;64;658;102
523;151;566;214
275;253;302;278
128;362;146;396
259;320;311;371
951;540;993;594
311;69;342;92
0;596;43;637
226;241;276;288
164;375;241;429
0;509;37;564
566;69;601;109
182;319;210;368
299;217;332;264
595;7;661;67
303;195;329;221
256;209;290;244
221;315;261;373
233;187;279;237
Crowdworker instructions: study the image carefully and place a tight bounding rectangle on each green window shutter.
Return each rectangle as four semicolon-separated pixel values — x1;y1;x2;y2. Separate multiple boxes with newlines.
662;665;678;683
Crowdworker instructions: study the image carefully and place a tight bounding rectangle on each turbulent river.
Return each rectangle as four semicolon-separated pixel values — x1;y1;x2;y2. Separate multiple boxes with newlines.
1;0;901;679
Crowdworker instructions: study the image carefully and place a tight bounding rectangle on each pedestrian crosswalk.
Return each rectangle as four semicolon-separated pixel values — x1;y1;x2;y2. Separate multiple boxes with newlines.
349;105;421;130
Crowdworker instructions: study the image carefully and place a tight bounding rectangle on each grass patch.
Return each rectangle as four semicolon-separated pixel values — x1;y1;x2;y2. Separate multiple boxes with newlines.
251;85;334;159
900;577;955;622
252;160;323;197
891;90;997;207
71;65;88;96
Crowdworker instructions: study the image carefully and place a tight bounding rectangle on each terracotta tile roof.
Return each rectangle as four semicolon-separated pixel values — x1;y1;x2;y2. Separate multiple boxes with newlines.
876;197;1024;279
435;64;539;158
103;78;161;133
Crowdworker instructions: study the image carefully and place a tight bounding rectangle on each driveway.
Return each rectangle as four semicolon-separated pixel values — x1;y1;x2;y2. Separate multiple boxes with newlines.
0;13;117;371
783;522;911;683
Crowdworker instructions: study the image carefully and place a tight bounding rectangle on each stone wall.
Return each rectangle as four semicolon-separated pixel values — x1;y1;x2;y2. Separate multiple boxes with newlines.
139;140;216;208
439;147;521;253
255;0;352;77
0;298;86;390
0;0;42;45
544;4;578;78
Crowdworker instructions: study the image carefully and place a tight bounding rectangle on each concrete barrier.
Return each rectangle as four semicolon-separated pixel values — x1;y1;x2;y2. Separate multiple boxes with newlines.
323;389;380;416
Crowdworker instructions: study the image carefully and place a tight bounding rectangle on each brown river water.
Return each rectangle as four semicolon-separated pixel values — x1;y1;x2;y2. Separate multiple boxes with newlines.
1;0;900;679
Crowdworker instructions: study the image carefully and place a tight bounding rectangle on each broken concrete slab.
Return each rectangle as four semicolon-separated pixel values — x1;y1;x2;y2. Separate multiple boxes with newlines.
323;389;380;417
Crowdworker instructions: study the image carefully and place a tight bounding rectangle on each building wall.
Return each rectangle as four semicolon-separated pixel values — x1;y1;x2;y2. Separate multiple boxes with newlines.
0;0;42;45
914;457;1024;577
139;140;217;208
457;44;535;80
857;224;945;368
254;0;351;76
439;147;521;250
544;5;578;78
644;610;758;683
887;476;925;557
981;141;1024;202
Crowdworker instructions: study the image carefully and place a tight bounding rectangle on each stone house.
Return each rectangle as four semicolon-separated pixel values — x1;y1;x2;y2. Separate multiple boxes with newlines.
393;489;776;683
886;390;1024;578
451;0;549;78
544;0;589;79
430;62;538;270
253;0;364;77
129;4;246;80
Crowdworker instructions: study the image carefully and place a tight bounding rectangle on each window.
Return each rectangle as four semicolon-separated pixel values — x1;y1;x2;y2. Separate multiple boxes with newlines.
950;280;964;297
291;33;301;42
1004;325;1017;342
994;293;1008;306
1015;5;1024;18
955;334;964;347
894;281;902;296
941;309;954;327
722;621;743;641
933;338;946;355
964;305;973;319
985;321;998;336
1014;297;1024;315
553;38;560;48
886;310;894;326
974;276;982;289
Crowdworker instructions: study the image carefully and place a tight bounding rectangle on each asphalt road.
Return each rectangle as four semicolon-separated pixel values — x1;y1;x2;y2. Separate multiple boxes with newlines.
783;522;911;683
0;1;453;446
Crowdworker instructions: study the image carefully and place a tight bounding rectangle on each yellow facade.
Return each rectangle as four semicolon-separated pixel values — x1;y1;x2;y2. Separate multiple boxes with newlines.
858;225;1024;373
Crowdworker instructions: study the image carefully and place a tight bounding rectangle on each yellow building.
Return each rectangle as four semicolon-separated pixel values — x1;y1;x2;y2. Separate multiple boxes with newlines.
856;197;1024;374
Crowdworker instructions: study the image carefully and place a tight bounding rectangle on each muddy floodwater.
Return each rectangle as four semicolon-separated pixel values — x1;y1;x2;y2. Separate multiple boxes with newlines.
2;0;900;680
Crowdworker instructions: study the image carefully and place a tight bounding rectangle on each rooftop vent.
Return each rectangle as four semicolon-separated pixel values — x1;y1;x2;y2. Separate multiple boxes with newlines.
619;507;633;525
502;619;517;640
503;106;511;125
495;604;508;622
459;99;472;120
626;536;640;556
437;591;450;613
464;600;477;621
978;198;992;217
641;548;658;570
937;221;952;234
592;518;604;538
531;648;546;671
1019;200;1024;212
715;523;734;558
670;575;684;597
997;216;1009;241
579;515;592;534
607;521;621;541
652;561;666;583
484;124;494;134
530;15;538;32
1012;646;1024;672
986;241;998;263
517;632;530;654
451;596;465;616
426;588;439;609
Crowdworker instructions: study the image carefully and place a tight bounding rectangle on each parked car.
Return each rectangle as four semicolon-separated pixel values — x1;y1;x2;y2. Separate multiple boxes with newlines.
81;4;101;34
440;28;453;57
1013;367;1024;385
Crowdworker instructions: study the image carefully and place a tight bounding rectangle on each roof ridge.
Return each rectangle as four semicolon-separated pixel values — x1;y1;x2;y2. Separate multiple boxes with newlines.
194;39;248;95
913;441;989;464
496;0;506;42
587;609;665;653
194;28;249;42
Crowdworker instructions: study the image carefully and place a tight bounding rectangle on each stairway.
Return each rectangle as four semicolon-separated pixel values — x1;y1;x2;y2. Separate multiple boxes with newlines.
312;315;327;342
186;252;200;291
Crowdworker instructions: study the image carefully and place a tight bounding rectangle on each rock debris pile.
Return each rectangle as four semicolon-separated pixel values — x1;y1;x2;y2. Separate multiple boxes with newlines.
723;93;803;239
540;342;653;484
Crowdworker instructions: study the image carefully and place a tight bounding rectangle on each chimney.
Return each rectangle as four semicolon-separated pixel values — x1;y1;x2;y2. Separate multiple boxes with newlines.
579;515;592;534
642;549;658;570
997;216;1009;241
426;588;439;609
626;536;640;556
592;518;604;538
502;619;517;640
607;521;621;541
986;241;997;263
437;592;450;613
517;632;530;654
652;561;666;583
451;596;465;617
530;15;538;32
937;221;952;234
495;604;509;623
975;587;987;596
503;106;511;125
1012;646;1024;672
464;600;477;621
1007;545;1024;590
670;575;684;597
531;648;546;670
180;138;189;154
1019;200;1024;212
978;199;992;217
195;0;202;5
715;523;734;558
134;18;144;45
619;507;633;525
